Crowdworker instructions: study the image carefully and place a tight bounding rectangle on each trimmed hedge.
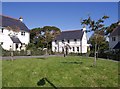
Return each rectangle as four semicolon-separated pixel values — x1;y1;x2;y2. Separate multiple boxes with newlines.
2;49;46;56
89;50;120;61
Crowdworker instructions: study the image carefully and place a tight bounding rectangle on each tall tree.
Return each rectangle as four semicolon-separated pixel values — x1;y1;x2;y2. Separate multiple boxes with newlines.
30;27;42;43
89;33;109;55
81;15;109;66
30;26;61;52
41;26;61;51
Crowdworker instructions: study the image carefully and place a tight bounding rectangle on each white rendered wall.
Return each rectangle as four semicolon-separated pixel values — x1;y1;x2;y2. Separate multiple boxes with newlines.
0;28;13;50
52;30;88;53
52;39;86;53
81;32;87;53
0;28;30;51
17;31;30;45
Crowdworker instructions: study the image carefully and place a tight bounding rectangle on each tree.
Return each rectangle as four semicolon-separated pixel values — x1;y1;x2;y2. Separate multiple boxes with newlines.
89;33;109;58
81;15;109;66
30;26;61;53
30;27;42;43
41;26;61;52
105;21;120;35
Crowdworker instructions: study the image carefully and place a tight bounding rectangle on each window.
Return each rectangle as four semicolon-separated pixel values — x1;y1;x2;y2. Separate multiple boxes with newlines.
73;47;75;51
21;32;25;36
16;44;18;49
74;39;77;43
68;40;69;43
77;47;79;52
21;43;25;45
112;37;116;41
0;42;3;45
62;47;64;52
55;40;57;44
62;40;64;43
2;28;4;33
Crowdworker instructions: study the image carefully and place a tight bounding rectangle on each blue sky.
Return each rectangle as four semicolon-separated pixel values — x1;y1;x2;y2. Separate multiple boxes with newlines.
2;2;118;38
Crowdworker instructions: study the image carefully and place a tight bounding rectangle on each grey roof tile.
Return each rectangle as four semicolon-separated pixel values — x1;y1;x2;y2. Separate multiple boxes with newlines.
113;41;120;49
10;36;21;43
0;15;29;32
54;30;84;40
110;25;120;36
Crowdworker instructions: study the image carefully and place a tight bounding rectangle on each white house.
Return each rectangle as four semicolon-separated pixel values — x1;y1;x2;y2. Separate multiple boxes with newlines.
0;15;30;51
52;27;89;54
109;23;120;50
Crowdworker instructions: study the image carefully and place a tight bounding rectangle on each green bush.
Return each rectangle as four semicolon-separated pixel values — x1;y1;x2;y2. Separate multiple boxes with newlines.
68;52;87;56
2;48;46;56
89;50;120;61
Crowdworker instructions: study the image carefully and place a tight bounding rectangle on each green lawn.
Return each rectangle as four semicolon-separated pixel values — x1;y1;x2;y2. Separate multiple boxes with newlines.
2;56;119;87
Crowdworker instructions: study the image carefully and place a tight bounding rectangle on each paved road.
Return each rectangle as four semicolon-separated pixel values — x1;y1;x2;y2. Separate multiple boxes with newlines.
1;54;64;60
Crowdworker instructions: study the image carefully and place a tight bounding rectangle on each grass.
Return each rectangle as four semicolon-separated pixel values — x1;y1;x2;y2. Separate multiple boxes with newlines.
2;56;119;87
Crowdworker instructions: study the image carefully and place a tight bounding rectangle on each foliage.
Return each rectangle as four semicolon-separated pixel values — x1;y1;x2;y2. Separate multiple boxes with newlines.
30;26;61;49
89;33;109;52
81;15;109;66
105;21;120;35
2;48;45;56
26;43;36;50
30;27;42;43
2;56;118;87
81;15;109;33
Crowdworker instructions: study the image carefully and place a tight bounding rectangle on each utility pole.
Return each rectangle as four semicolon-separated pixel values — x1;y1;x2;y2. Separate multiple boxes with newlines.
10;45;13;61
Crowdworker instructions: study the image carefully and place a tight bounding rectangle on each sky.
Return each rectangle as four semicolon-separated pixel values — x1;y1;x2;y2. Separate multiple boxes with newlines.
2;2;118;38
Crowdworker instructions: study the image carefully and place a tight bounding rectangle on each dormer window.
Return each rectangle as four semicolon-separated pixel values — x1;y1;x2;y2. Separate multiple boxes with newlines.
112;37;116;41
21;31;25;36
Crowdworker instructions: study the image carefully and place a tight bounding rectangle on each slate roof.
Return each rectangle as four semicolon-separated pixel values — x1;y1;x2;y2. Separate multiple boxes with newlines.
10;36;21;43
54;30;84;40
110;25;120;36
113;41;120;49
0;15;29;32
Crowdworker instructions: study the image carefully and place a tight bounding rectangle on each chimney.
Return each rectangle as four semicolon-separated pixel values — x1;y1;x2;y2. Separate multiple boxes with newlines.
19;16;23;22
82;25;86;32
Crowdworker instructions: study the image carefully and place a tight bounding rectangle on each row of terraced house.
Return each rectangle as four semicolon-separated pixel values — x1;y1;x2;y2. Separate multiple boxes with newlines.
0;15;120;53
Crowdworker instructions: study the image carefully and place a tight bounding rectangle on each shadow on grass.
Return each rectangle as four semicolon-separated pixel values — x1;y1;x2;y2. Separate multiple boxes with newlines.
36;57;47;60
61;61;83;64
37;77;57;89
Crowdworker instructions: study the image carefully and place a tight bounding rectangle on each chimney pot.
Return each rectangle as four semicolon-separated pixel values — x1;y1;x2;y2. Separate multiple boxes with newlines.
19;16;23;22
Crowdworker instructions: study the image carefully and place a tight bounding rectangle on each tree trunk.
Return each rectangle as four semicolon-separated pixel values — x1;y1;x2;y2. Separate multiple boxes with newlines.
11;51;14;61
94;43;97;66
46;42;48;55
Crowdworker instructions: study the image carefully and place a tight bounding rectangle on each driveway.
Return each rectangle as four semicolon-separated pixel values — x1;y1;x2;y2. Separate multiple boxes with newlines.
1;54;64;60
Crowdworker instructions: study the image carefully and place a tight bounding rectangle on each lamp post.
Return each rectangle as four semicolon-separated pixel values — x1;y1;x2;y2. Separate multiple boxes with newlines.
10;45;13;61
63;39;66;57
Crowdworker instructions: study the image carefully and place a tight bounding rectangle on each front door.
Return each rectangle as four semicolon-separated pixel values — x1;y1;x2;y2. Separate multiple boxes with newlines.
16;43;18;50
66;47;68;55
